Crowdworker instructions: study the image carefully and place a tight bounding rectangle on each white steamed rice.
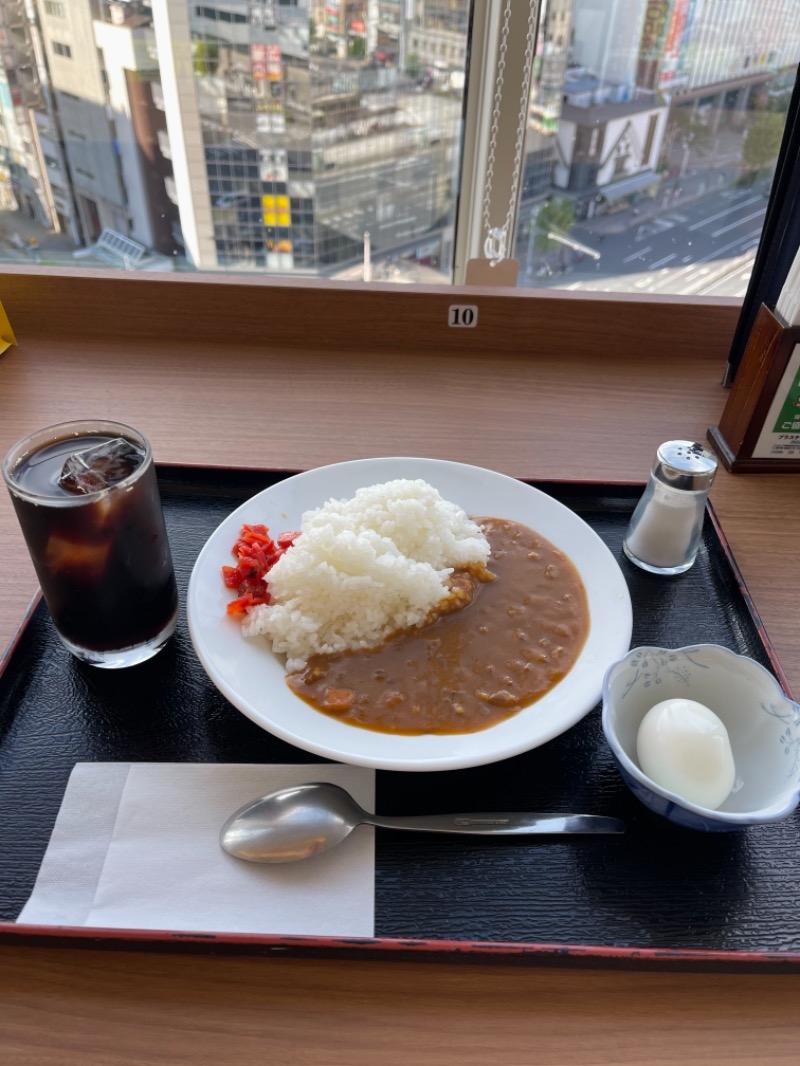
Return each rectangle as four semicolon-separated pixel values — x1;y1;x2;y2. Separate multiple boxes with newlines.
242;478;490;671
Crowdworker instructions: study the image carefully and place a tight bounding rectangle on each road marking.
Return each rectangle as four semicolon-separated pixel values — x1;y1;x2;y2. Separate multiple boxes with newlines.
636;219;674;239
711;209;766;237
649;253;677;269
622;230;762;297
687;195;762;231
676;248;760;296
696;228;764;263
701;262;757;295
623;245;652;262
656;229;763;289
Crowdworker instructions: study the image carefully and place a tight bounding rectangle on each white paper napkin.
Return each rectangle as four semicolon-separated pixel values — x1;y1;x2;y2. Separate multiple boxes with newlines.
18;762;376;937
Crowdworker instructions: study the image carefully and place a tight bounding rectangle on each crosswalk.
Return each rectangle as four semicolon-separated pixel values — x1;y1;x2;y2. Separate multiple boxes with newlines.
554;189;767;298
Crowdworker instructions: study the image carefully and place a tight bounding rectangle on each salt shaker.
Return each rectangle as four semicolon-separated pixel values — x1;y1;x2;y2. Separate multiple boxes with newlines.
623;441;718;575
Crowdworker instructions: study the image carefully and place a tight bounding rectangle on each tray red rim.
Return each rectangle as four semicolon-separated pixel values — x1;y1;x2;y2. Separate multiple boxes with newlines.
3;921;800;971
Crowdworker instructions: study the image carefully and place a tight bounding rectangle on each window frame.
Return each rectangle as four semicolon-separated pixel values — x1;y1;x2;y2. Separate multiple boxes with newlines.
6;0;785;328
454;0;540;282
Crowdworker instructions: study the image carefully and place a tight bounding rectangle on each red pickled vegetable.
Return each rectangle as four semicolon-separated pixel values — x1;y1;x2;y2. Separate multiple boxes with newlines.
223;523;300;618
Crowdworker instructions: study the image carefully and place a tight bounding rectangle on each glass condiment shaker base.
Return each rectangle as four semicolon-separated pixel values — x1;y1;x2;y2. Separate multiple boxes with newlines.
622;539;697;576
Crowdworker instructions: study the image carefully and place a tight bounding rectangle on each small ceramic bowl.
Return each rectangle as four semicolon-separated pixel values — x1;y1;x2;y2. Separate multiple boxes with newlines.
602;644;800;831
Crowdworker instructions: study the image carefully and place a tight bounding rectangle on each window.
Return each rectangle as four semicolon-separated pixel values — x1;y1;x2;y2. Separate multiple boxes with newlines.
194;5;248;23
0;0;796;302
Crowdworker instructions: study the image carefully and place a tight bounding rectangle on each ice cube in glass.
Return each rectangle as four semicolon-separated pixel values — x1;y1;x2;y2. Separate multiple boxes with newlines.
58;437;145;495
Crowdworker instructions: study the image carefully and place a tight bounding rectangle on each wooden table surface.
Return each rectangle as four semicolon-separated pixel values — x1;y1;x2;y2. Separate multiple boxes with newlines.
1;272;799;1064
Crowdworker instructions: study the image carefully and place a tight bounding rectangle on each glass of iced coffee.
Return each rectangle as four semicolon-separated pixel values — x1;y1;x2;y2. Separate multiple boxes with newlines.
3;419;178;668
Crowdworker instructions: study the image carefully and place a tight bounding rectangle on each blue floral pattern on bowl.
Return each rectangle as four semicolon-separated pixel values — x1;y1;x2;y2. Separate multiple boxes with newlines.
618;647;709;702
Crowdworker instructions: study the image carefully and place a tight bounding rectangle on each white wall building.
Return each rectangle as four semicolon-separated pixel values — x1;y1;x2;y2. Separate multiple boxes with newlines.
675;0;800;92
570;0;647;100
93;10;161;250
34;0;130;239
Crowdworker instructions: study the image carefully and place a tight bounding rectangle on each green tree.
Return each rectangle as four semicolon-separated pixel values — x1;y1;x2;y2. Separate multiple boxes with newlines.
535;198;577;257
406;52;422;80
742;112;785;175
192;40;219;77
348;36;366;59
667;106;712;157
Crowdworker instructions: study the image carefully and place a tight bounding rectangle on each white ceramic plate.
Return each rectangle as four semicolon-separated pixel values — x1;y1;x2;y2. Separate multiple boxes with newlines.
187;457;633;771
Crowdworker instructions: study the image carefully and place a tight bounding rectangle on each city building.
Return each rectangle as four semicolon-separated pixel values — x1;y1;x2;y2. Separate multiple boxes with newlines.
0;0;798;284
0;0;51;224
93;1;181;257
149;0;463;274
34;0;131;242
538;0;800;223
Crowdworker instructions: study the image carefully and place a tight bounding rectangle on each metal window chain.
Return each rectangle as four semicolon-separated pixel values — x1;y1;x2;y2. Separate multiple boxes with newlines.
482;0;539;267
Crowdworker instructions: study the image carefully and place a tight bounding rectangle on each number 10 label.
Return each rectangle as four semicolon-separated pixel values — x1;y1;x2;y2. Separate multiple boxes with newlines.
448;305;478;328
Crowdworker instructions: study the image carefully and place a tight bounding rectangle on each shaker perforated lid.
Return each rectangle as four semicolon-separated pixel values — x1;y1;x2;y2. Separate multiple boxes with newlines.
653;440;718;491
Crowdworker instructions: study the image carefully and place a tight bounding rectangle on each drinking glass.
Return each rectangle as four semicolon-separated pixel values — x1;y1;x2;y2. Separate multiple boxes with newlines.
3;419;178;668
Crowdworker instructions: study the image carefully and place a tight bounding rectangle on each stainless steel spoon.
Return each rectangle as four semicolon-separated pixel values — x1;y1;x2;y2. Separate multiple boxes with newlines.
220;781;626;863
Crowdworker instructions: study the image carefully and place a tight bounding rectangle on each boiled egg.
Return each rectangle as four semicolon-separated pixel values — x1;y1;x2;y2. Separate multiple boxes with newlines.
636;698;735;810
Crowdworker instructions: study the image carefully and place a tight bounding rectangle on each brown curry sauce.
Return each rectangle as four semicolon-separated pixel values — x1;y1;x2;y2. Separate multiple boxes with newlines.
286;517;590;735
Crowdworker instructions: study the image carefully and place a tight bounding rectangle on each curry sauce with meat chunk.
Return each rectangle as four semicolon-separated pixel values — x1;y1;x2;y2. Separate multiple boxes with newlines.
286;517;590;735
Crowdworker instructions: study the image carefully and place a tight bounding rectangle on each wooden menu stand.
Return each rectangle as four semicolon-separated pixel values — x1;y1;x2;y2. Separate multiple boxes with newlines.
708;303;800;472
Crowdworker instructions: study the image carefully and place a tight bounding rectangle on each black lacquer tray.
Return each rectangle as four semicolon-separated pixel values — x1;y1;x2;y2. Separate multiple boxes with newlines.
1;466;798;971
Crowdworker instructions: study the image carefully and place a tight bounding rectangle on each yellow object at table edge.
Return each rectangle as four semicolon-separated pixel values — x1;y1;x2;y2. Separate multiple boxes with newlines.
0;297;17;354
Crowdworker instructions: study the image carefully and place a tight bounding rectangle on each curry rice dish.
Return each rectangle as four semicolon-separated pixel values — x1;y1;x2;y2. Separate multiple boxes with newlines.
288;517;589;734
229;479;590;736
